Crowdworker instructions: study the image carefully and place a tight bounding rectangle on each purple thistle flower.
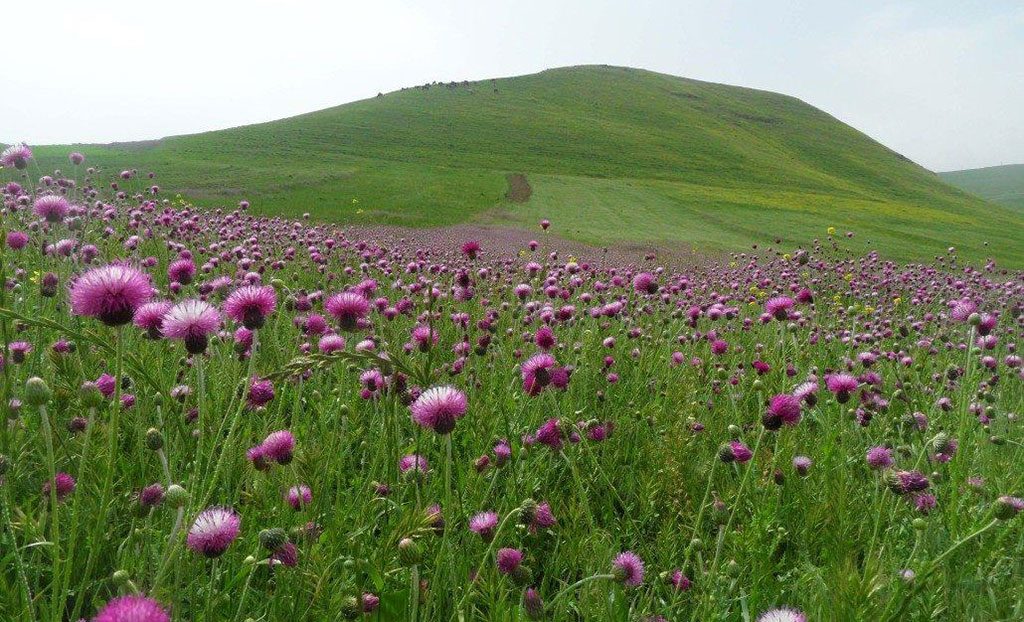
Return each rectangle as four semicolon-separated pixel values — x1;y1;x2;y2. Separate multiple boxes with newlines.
866;446;894;469
886;470;930;495
521;353;557;395
669;569;691;591
162;299;221;354
399;454;429;479
611;551;644;587
535;418;564;450
167;258;196;285
33;195;69;223
70;264;153;327
270;541;299;567
92;595;170;622
139;483;166;508
995;496;1024;520
765;296;794;320
763;394;802;430
224;285;277;329
632;272;658;294
286;485;312;510
792;455;812;476
825;373;858;403
133;301;173;338
496;547;524;574
0;143;32;170
469;510;499;542
523;587;544;620
261;430;295;465
325;291;370;331
756;607;806;622
246;377;275;410
410;385;468;435
5;231;29;250
8;341;31;364
187;506;240;558
42;472;76;502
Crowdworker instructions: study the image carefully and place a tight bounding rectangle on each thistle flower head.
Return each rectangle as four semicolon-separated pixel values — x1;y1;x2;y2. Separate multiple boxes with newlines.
186;506;240;558
70;265;153;327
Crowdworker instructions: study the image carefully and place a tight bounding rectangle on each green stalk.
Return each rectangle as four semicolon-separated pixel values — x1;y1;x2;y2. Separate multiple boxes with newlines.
39;405;61;622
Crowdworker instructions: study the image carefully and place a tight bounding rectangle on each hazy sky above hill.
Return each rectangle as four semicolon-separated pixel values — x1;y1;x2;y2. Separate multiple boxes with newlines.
2;0;1020;171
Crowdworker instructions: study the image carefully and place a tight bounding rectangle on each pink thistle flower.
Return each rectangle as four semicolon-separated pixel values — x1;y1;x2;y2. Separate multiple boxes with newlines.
469;510;499;542
410;385;468;435
42;472;76;502
461;240;481;259
139;483;165;508
133;301;172;338
765;296;794;321
763;394;802;430
5;231;29;250
318;334;346;354
521;352;557;395
285;485;312;510
756;607;806;622
399;454;429;481
669;569;691;591
325;291;370;331
270;542;299;567
261;430;295;465
167;258;196;285
247;377;275;409
224;285;277;329
534;326;556;350
92;595;170;622
70;264;153;326
535;418;564;450
632;272;658;294
0;143;32;170
69;151;85;165
496;547;524;574
866;446;894;469
611;551;644;586
162;299;221;354
825;373;858;403
187;506;240;558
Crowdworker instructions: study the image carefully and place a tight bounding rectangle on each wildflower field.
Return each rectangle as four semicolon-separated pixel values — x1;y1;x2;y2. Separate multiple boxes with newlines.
0;145;1022;621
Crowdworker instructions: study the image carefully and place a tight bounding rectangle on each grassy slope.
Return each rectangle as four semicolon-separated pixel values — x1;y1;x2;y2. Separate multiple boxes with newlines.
28;65;1024;265
941;164;1024;211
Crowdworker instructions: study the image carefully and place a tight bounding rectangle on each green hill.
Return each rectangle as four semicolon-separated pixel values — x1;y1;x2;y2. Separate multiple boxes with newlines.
941;164;1024;211
25;65;1024;265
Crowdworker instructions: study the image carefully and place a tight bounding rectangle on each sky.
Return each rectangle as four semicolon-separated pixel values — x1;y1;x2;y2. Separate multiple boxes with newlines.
2;0;1021;172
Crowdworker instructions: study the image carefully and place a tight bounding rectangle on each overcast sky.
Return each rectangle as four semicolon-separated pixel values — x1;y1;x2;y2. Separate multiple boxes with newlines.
2;0;1020;172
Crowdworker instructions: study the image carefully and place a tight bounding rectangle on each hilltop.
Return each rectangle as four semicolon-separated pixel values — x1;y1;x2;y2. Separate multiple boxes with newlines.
941;164;1024;211
26;65;1024;265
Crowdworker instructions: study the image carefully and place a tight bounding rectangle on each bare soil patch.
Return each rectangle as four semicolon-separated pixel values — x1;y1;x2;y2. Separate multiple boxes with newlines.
505;173;532;203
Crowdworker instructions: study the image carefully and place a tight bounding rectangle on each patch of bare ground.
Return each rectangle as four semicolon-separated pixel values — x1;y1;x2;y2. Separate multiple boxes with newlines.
505;173;532;203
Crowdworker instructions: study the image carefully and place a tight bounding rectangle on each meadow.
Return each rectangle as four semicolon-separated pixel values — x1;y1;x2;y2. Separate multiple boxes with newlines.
0;145;1022;621
28;66;1024;266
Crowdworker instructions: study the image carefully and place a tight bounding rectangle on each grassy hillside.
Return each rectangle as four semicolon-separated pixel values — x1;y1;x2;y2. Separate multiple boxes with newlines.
941;164;1024;211
26;65;1024;265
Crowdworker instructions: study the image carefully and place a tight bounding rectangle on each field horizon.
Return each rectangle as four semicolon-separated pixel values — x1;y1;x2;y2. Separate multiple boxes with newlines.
15;64;1024;267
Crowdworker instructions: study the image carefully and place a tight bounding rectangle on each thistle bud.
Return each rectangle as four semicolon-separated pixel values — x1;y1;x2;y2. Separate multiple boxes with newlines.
165;484;188;508
523;587;545;620
80;381;104;408
995;496;1024;520
145;428;164;451
24;377;52;406
260;527;288;551
398;537;422;566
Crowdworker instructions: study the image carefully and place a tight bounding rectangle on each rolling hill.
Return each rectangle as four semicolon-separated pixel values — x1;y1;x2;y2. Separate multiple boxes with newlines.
941;164;1024;211
23;65;1024;265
